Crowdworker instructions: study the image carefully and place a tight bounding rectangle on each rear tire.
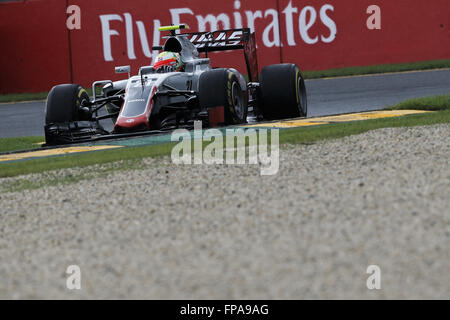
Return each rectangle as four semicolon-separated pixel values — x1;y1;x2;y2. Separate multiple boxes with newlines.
198;69;248;125
45;84;90;124
259;63;307;120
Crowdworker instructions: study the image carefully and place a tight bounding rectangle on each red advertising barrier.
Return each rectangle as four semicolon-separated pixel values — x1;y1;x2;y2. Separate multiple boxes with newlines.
0;0;449;94
0;0;72;94
278;0;450;70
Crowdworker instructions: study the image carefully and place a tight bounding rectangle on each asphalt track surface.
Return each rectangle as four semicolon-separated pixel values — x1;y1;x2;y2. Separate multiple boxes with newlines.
0;69;449;138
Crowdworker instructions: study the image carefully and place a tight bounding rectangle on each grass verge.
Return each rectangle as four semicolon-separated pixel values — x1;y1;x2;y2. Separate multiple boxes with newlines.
0;88;96;104
1;59;450;103
302;59;450;79
386;94;450;111
280;109;449;145
0;142;176;179
0;92;49;103
1;109;449;179
0;136;45;153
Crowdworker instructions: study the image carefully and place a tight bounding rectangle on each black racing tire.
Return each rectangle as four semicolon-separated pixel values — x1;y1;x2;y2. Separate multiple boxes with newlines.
198;68;248;125
45;84;90;124
259;63;307;120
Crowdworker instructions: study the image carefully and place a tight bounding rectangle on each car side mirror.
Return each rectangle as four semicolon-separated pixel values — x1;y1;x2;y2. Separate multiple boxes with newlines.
115;65;131;78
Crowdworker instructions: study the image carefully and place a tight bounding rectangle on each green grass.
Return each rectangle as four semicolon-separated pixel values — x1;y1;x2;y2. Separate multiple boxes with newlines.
0;88;97;104
386;94;450;111
0;136;44;153
0;141;177;178
1;109;449;179
0;92;49;103
2;59;450;103
281;109;449;145
302;59;450;79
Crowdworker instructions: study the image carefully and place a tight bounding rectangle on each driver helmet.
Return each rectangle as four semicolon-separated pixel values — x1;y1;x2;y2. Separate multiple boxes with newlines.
154;51;183;72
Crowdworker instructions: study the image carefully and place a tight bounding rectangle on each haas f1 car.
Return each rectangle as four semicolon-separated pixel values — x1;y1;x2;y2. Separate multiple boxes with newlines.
44;25;307;145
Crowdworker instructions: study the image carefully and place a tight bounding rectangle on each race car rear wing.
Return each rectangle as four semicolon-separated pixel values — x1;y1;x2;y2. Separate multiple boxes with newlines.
184;28;259;82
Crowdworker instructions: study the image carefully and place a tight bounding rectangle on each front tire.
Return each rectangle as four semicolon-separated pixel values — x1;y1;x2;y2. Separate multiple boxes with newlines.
259;63;307;120
198;69;248;125
45;84;90;124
